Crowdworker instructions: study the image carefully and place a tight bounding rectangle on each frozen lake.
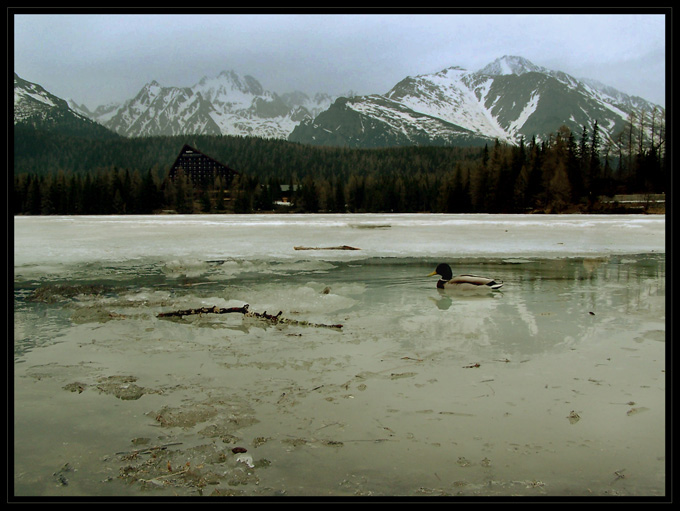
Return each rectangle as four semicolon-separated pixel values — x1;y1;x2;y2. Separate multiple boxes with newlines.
13;214;667;498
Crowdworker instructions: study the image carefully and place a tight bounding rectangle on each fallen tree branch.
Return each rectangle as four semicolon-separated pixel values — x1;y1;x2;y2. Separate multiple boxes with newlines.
157;304;343;329
115;442;183;456
294;245;360;251
157;305;247;318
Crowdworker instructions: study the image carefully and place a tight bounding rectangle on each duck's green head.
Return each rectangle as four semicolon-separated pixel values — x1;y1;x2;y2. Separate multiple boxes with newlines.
427;263;453;281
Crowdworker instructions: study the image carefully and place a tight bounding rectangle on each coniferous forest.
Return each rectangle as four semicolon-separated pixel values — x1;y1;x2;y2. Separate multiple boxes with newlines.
13;116;666;216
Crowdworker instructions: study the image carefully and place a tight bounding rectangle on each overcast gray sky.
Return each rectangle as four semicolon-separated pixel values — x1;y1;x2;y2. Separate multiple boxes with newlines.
12;11;667;110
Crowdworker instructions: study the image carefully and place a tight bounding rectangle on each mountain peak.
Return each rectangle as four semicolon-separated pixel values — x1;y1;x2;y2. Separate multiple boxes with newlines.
19;55;659;145
477;55;545;77
140;80;162;97
291;54;662;148
204;70;265;96
14;73;68;115
14;73;119;139
433;66;469;80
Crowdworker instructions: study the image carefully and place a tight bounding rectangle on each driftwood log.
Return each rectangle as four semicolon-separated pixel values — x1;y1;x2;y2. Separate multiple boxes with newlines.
158;305;249;318
157;304;342;329
294;245;360;251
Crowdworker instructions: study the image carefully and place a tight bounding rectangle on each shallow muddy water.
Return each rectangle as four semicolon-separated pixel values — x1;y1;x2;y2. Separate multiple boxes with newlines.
12;214;667;498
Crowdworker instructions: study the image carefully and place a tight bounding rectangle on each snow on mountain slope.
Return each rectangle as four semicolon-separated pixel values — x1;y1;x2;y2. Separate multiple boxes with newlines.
386;66;513;142
14;73;119;139
291;55;663;147
85;71;339;139
16;56;663;148
14;73;73;122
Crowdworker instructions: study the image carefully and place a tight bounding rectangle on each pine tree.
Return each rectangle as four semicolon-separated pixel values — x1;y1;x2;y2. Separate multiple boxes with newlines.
26;175;42;215
214;176;226;212
588;120;602;198
565;128;583;203
300;175;319;213
333;177;346;213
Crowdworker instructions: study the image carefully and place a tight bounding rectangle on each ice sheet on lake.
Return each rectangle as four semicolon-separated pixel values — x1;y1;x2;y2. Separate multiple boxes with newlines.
14;213;665;270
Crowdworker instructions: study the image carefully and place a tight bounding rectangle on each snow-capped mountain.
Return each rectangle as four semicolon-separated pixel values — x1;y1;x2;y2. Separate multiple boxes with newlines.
14;72;74;123
289;56;663;148
15;56;663;149
14;73;118;139
81;71;340;139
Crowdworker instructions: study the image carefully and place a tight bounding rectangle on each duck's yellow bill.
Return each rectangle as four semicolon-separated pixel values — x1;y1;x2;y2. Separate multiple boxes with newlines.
427;270;437;277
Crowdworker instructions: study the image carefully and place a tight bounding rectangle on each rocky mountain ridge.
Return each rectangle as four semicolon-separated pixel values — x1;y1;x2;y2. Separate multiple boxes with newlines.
15;55;663;148
289;56;662;147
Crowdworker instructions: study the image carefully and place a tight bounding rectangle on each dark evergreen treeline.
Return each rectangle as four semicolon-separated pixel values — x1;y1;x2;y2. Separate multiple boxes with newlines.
13;116;665;215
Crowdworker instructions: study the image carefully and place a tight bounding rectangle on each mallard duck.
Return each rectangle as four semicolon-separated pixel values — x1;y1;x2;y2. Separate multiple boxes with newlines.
427;263;503;290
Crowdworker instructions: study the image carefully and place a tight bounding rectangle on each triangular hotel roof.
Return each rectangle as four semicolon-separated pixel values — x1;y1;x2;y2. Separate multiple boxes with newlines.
169;144;239;184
